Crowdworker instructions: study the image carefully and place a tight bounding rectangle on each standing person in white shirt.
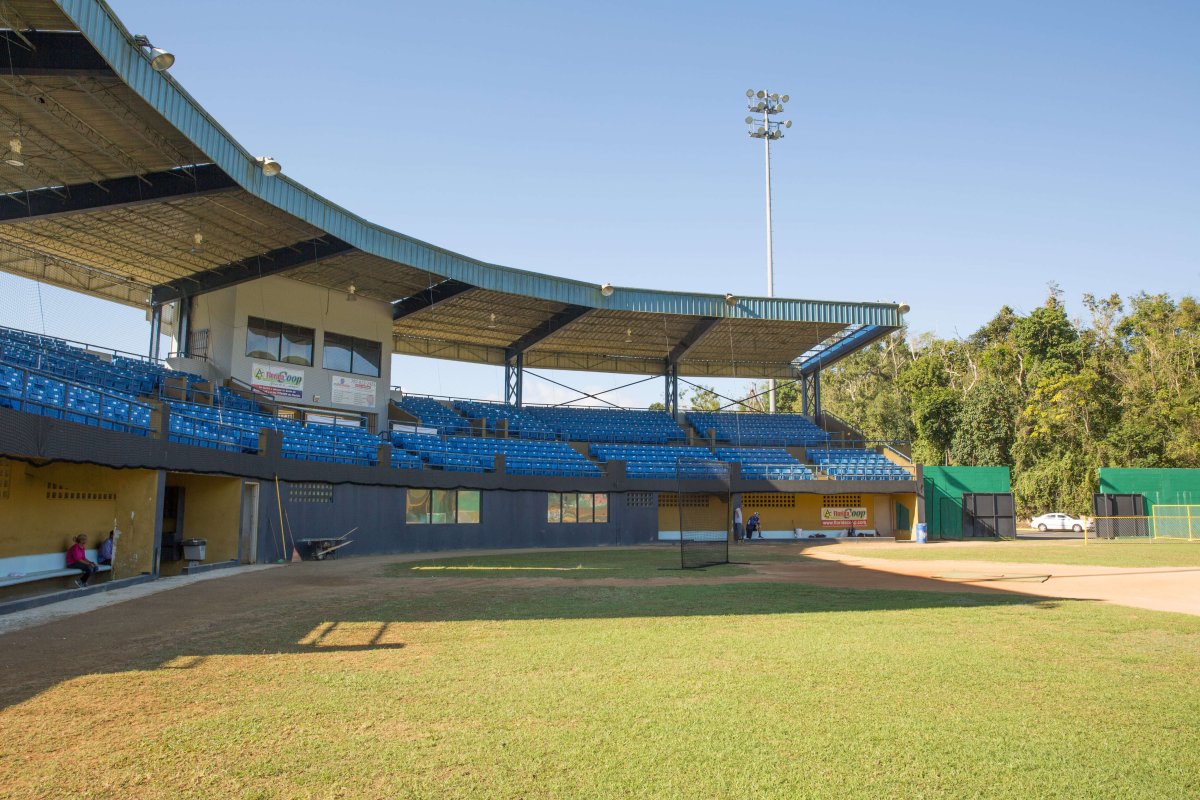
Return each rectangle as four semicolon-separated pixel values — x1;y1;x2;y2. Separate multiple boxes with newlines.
733;505;744;542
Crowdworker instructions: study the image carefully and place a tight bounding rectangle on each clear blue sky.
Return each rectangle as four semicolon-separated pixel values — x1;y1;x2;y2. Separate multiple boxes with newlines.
2;0;1197;406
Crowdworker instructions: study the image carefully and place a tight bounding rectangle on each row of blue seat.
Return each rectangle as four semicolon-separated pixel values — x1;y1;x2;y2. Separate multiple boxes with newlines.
0;361;153;434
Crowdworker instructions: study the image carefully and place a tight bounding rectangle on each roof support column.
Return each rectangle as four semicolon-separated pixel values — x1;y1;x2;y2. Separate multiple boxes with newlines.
813;370;822;420
505;352;523;408
148;304;162;361
664;361;679;417
176;295;193;358
800;374;810;417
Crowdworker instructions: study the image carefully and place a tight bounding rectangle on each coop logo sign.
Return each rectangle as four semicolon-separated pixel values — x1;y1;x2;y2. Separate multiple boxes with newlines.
250;362;304;399
821;506;868;527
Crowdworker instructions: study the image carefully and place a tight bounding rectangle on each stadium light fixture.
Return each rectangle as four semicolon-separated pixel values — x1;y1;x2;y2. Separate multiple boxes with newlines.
744;86;791;413
898;302;911;315
4;137;23;167
724;293;737;306
346;282;358;302
600;282;614;297
132;35;174;71
255;156;282;177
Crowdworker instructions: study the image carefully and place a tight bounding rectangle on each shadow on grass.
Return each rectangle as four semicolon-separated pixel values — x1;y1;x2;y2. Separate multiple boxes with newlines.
0;547;1068;711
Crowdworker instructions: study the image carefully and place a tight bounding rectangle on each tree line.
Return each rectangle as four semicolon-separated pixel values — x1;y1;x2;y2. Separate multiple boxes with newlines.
684;290;1199;516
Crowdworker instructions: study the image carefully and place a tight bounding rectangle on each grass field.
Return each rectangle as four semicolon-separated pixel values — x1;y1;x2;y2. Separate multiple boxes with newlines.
4;549;1200;799
840;540;1200;568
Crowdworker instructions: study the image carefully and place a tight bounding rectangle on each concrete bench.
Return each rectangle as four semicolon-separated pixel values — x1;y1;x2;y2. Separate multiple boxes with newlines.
0;550;112;588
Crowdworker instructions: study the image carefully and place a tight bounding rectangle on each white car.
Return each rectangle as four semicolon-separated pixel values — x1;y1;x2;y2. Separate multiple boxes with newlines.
1029;512;1092;532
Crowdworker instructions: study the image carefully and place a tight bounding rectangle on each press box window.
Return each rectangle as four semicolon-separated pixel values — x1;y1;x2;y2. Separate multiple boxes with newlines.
246;317;314;366
323;332;381;378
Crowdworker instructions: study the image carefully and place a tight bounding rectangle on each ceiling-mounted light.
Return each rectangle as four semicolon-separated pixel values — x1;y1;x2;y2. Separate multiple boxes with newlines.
255;156;282;177
724;293;737;306
624;327;633;343
487;312;497;329
132;34;174;71
4;137;23;168
600;282;614;297
190;231;204;254
346;282;358;302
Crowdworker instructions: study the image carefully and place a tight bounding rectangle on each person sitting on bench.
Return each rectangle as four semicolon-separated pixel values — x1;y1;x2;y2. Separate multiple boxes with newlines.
66;534;98;588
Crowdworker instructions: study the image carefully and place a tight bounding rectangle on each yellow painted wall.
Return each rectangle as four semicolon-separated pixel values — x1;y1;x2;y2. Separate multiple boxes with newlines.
736;491;919;534
0;458;160;582
894;493;918;540
160;473;242;576
658;494;730;532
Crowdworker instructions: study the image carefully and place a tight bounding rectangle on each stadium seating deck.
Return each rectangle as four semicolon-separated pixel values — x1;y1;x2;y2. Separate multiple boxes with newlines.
686;411;830;446
714;447;813;480
805;448;912;480
453;400;556;440
392;432;600;476
167;401;382;465
590;443;724;478
524;406;687;444
0;361;153;435
395;395;470;435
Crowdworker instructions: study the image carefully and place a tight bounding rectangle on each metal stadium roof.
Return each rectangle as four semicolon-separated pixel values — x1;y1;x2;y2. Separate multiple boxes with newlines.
0;0;904;379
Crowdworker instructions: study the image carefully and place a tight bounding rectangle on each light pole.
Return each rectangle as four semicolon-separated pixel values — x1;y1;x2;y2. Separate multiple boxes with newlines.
745;88;791;413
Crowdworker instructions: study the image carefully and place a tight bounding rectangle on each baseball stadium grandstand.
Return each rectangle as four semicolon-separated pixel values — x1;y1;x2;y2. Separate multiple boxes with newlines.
0;0;926;607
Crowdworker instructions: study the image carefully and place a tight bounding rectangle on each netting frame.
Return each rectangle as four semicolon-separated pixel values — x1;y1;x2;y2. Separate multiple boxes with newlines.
677;458;731;570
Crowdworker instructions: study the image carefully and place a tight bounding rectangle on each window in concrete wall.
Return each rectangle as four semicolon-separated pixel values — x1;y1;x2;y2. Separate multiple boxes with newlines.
406;489;430;523
407;489;480;524
246;317;314;366
457;490;480;524
548;493;610;523
324;332;381;378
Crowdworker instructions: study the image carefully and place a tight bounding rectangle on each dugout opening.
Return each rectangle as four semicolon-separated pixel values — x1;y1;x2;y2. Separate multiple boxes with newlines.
158;473;243;576
0;458;159;601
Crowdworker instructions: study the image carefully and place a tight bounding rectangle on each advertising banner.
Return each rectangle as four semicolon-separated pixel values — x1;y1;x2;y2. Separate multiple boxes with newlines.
250;362;304;399
820;506;869;528
332;374;376;408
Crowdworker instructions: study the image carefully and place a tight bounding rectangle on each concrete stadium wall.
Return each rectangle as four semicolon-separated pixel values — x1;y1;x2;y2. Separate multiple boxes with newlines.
257;485;661;561
1098;469;1200;513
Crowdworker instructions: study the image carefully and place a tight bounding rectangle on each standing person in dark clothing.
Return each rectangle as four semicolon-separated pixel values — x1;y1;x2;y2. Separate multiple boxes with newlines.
66;534;98;588
747;512;761;541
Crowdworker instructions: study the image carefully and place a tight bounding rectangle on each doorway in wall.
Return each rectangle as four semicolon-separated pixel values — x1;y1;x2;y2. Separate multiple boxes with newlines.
239;482;260;563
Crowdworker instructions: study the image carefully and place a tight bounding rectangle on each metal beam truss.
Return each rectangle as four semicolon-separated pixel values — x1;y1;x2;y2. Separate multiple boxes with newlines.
505;352;523;408
150;235;354;305
392;279;474;320
0;164;236;223
664;361;679;416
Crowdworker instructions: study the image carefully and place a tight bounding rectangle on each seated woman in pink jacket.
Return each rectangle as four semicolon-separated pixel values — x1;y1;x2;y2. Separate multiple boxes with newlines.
66;534;98;588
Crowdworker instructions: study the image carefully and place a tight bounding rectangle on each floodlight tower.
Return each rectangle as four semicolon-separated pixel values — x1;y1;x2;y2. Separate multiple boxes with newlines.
745;88;791;413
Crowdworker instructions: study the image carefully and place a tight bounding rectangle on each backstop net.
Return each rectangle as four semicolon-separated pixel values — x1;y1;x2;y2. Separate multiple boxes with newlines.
677;458;731;569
